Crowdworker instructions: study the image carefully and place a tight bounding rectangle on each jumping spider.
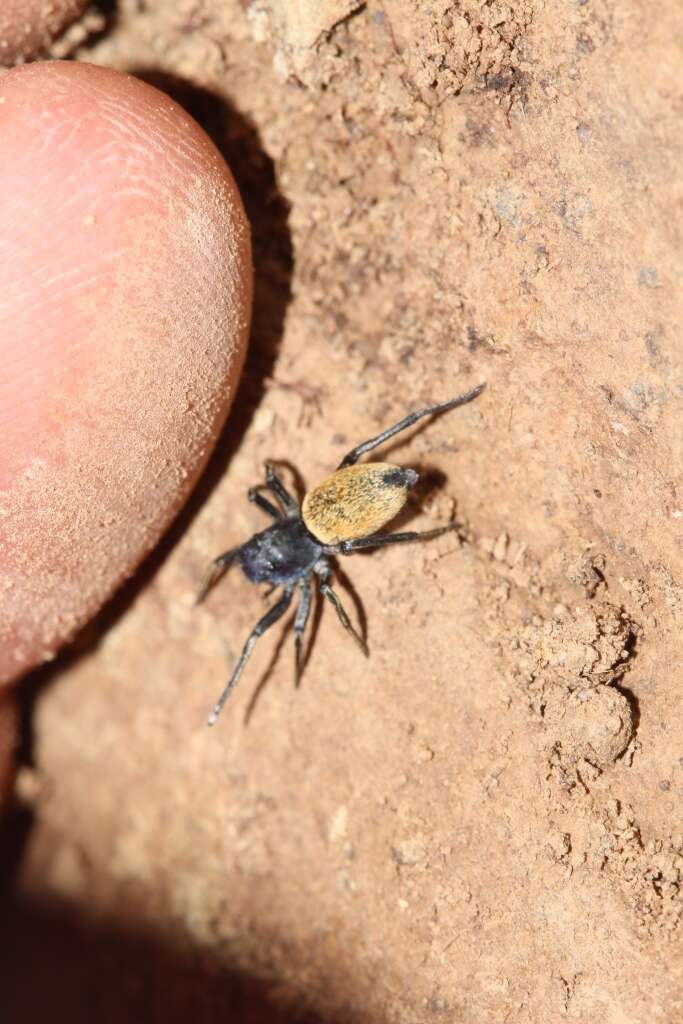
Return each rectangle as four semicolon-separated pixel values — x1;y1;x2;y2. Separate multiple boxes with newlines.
198;383;485;724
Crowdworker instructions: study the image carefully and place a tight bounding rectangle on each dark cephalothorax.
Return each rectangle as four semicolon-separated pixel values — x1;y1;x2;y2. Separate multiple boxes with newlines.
197;384;485;725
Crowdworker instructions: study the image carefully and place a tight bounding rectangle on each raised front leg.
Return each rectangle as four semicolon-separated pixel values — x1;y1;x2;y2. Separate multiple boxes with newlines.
337;384;485;469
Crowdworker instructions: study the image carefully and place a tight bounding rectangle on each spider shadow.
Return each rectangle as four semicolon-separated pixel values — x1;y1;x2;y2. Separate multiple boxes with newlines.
243;609;296;724
243;563;368;724
351;466;451;537
367;402;474;466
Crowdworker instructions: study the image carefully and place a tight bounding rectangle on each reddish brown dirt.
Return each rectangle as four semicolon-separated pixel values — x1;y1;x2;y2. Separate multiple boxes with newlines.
0;0;88;63
2;3;682;1022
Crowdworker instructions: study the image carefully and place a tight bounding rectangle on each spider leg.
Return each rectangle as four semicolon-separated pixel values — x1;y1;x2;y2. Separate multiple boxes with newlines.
337;383;485;469
207;587;294;725
196;547;241;605
263;462;299;517
336;524;457;554
293;576;312;687
314;560;368;656
248;487;282;520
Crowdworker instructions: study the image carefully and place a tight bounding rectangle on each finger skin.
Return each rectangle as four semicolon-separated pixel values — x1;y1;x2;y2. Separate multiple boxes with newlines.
0;62;252;683
0;0;88;64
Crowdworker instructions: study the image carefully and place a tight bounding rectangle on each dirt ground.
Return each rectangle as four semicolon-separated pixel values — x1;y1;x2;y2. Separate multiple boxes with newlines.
2;1;682;1022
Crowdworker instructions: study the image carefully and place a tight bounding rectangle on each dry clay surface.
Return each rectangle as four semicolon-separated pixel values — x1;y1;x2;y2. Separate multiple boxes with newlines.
3;2;683;1022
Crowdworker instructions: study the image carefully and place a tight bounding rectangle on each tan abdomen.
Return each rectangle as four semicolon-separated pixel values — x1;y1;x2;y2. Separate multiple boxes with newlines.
302;463;417;544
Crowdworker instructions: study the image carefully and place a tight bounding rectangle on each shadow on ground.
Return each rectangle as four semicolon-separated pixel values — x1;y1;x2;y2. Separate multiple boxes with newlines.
0;892;344;1024
1;75;315;1024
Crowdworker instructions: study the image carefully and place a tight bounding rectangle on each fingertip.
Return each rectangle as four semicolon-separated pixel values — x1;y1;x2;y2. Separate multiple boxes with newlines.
0;62;252;682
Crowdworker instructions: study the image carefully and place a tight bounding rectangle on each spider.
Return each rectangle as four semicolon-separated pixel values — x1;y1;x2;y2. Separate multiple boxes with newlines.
198;383;485;725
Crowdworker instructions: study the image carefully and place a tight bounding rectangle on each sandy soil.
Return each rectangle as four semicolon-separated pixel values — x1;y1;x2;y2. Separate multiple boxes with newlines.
2;2;682;1022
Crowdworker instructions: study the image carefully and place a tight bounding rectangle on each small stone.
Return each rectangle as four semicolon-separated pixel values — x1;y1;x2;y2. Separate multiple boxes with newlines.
493;532;509;561
544;685;633;766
